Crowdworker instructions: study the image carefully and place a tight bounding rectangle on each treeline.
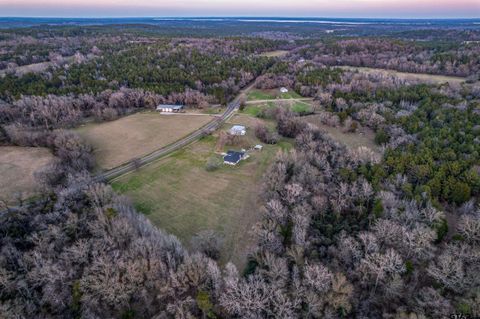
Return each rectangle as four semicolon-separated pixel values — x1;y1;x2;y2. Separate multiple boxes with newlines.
0;36;278;103
0;87;213;132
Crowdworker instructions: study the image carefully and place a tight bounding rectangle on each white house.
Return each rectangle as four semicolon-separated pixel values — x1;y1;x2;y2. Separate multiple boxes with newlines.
229;125;246;136
254;144;263;151
280;87;289;93
156;104;184;113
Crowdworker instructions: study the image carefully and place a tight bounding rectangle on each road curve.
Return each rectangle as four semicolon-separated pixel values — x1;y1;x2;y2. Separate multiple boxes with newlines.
95;83;254;182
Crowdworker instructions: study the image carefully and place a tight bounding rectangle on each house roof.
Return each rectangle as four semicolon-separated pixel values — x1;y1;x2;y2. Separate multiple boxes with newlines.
231;125;246;131
224;150;245;164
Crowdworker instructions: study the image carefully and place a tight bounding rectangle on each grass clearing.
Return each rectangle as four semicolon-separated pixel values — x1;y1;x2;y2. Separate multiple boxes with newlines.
0;146;54;204
247;89;275;101
304;114;382;155
76;112;213;170
112;114;292;268
259;50;289;57
291;101;312;114
338;66;466;84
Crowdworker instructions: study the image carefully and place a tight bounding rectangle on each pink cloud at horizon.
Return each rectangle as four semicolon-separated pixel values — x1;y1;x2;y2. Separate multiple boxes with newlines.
0;0;479;18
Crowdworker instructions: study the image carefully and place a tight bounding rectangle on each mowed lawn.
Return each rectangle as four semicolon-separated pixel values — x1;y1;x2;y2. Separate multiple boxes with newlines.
0;146;54;204
76;112;213;170
112;114;292;267
247;88;302;101
338;66;466;84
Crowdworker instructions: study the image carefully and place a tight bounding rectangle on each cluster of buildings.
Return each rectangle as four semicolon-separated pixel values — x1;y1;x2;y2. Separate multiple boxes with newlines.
222;124;263;165
156;104;262;166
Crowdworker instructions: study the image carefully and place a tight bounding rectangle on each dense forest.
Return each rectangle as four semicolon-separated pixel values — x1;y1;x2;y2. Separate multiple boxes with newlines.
1;21;480;318
294;38;480;77
0;37;278;103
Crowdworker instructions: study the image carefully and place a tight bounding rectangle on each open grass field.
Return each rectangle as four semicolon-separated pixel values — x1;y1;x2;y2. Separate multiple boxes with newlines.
259;50;289;57
247;88;303;101
338;66;466;84
76;112;213;170
0;56;76;78
242;99;313;117
112;114;292;268
304;114;382;155
0;146;54;204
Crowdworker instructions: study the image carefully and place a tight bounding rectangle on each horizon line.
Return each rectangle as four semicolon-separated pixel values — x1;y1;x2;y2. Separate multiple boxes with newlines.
1;16;479;20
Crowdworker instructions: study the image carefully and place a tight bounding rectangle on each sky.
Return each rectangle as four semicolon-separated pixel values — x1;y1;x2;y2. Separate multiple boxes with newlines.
0;0;479;19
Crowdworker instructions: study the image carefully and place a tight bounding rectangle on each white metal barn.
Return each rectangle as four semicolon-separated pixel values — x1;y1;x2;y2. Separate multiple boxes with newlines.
229;125;246;136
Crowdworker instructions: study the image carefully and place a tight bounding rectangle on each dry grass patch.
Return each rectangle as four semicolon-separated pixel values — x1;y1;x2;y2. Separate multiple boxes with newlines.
259;50;289;57
338;66;466;84
0;146;54;204
304;114;382;155
76;112;213;170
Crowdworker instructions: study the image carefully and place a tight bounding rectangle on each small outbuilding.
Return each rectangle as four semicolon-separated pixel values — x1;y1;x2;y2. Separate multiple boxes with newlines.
223;150;246;165
280;87;289;93
229;125;246;136
156;104;184;113
254;144;263;151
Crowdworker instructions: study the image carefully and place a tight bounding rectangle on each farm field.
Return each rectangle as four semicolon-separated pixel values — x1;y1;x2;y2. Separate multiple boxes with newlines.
112;114;292;268
259;50;289;57
0;146;54;204
247;88;303;101
338;66;466;84
304;114;382;155
76;112;213;170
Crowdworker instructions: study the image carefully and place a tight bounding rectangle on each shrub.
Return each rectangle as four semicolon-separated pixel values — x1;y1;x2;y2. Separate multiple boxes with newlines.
191;230;224;260
255;123;278;144
434;218;449;243
374;128;390;145
450;181;471;204
205;156;222;172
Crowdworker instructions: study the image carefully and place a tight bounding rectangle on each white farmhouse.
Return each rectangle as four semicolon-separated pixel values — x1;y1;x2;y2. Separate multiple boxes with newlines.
280;87;289;93
156;104;184;113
